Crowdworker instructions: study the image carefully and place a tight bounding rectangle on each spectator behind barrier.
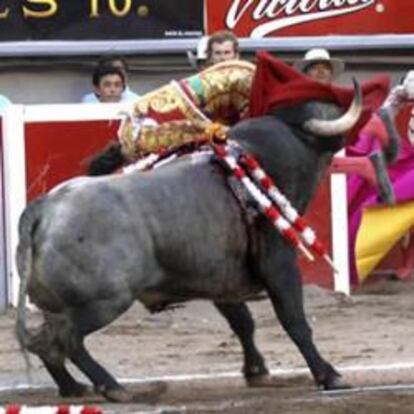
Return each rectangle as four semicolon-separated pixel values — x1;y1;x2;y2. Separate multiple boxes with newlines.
188;30;240;71
205;30;240;67
92;65;125;103
82;55;139;103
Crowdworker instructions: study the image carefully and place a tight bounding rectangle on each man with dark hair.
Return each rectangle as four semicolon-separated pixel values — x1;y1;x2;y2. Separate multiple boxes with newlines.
92;65;125;103
82;55;139;103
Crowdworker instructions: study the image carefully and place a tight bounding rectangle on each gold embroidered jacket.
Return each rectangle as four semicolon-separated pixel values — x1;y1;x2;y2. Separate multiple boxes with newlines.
119;60;255;160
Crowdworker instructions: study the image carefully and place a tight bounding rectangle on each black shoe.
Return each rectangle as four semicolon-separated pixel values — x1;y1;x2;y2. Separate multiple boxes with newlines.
369;151;395;205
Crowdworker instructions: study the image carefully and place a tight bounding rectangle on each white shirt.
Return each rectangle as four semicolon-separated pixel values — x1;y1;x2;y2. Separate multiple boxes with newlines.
0;95;11;114
81;86;139;103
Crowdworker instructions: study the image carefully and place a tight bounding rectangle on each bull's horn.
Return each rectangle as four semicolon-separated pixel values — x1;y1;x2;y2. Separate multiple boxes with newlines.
303;79;362;136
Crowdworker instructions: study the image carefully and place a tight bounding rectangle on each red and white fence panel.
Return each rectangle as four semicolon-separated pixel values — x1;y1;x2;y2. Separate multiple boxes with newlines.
0;405;102;414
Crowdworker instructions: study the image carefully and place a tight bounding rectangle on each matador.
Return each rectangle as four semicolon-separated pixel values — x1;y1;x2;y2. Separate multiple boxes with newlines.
118;59;255;161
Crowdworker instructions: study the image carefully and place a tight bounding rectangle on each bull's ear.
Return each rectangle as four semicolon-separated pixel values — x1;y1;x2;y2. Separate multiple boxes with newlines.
303;79;362;137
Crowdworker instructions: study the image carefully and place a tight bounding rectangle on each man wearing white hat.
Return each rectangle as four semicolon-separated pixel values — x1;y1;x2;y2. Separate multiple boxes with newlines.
187;35;209;70
295;48;345;83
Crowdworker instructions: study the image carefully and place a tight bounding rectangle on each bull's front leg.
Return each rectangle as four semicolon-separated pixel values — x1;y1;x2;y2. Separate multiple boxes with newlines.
258;246;349;390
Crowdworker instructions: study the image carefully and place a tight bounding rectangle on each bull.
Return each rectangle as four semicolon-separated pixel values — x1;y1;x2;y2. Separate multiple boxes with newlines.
16;83;363;402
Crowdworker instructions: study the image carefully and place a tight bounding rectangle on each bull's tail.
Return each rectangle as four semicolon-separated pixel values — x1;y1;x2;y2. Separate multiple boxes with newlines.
15;197;45;367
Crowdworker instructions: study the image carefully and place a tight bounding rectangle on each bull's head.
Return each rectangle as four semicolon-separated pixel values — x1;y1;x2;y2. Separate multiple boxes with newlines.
303;79;362;137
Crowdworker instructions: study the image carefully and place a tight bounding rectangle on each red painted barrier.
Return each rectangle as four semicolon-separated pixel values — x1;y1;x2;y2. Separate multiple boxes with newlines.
299;174;334;289
25;120;119;202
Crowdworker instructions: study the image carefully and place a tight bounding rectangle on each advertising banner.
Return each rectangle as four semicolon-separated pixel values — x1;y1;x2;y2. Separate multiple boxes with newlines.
0;0;203;41
206;0;414;39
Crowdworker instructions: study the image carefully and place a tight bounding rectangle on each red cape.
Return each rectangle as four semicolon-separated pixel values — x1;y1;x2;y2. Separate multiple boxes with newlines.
248;51;390;144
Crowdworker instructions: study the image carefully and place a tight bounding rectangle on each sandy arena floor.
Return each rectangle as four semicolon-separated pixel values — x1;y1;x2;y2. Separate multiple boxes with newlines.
1;277;414;412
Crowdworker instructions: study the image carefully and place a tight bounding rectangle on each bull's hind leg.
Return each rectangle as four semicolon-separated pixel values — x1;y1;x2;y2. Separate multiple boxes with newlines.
214;302;271;385
68;337;131;402
66;300;135;402
26;313;89;398
33;301;133;401
41;360;89;398
259;250;348;390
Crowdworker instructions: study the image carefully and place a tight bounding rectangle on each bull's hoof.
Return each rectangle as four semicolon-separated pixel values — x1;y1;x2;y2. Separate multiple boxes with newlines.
246;374;279;388
60;382;90;398
131;381;168;403
322;375;352;391
102;387;133;403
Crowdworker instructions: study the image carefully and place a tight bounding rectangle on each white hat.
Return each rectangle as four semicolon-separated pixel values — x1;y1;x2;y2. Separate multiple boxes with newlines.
294;48;345;78
196;36;209;60
186;36;209;69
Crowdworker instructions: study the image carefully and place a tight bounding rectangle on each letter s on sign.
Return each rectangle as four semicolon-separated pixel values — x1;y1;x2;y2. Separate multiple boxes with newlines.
23;0;58;18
